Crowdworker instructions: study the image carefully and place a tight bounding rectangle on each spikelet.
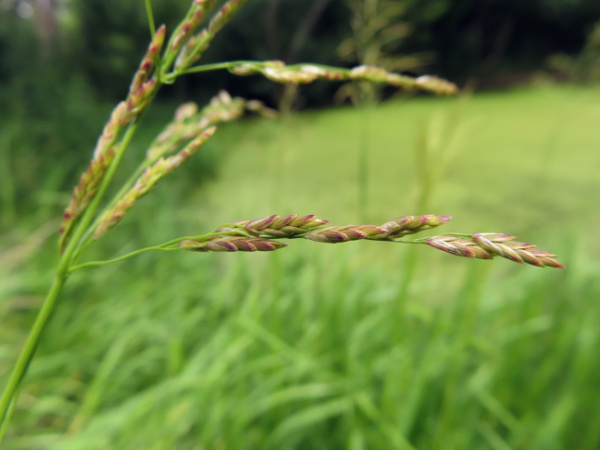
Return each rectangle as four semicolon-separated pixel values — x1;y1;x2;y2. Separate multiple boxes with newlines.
129;26;166;97
305;224;389;243
232;214;329;237
380;215;452;239
168;0;217;54
59;148;116;252
173;0;249;70
426;233;565;269
59;104;125;249
179;237;286;252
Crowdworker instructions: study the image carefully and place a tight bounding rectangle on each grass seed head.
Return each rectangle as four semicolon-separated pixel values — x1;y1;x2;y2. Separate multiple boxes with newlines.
208;0;249;37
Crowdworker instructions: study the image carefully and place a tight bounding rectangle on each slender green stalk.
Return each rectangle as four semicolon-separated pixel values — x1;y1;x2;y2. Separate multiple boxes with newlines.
69;229;256;272
0;115;145;441
69;246;175;273
0;391;14;442
145;0;156;36
0;261;69;432
165;60;257;79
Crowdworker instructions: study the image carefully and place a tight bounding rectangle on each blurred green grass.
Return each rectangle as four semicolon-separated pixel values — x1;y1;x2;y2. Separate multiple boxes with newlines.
1;85;599;449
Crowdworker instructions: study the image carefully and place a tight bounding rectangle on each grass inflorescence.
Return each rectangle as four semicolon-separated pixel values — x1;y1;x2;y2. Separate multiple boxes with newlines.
0;0;572;446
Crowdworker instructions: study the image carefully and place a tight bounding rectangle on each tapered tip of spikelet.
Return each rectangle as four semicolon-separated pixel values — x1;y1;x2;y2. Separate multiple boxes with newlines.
414;75;459;95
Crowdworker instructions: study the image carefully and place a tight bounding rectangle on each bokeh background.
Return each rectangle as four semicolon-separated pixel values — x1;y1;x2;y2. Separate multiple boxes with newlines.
1;1;600;449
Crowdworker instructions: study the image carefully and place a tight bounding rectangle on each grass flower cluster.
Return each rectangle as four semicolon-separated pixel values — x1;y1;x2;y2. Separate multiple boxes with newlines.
171;214;564;270
0;0;564;442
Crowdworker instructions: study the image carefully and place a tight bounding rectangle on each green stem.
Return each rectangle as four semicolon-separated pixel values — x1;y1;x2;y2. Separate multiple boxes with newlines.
145;0;156;36
70;230;253;273
0;105;147;441
169;60;349;79
69;246;175;273
0;263;69;438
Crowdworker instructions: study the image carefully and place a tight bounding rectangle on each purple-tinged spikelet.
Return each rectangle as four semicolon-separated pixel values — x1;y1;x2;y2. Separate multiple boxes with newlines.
129;25;166;96
179;237;287;252
59;148;116;252
426;233;564;269
233;214;328;237
381;215;452;239
305;224;389;243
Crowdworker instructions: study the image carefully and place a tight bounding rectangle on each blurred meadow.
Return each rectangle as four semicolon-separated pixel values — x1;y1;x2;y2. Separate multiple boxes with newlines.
1;1;600;449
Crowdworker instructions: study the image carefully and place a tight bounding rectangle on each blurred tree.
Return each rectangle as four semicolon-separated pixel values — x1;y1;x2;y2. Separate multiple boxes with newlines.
336;0;430;104
402;0;600;84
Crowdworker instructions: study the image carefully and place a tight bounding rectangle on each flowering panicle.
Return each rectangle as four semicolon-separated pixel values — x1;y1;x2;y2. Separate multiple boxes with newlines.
186;214;564;269
94;127;216;239
426;233;565;269
58;28;168;253
230;62;458;95
146;91;275;163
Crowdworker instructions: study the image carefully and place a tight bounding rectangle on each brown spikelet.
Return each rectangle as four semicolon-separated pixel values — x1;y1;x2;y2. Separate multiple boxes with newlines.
179;237;287;252
93;102;130;159
208;0;248;36
232;214;329;237
59;148;116;252
169;0;217;53
129;25;166;96
127;78;158;116
426;233;565;269
175;29;211;69
172;0;248;71
381;215;452;239
305;224;389;243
